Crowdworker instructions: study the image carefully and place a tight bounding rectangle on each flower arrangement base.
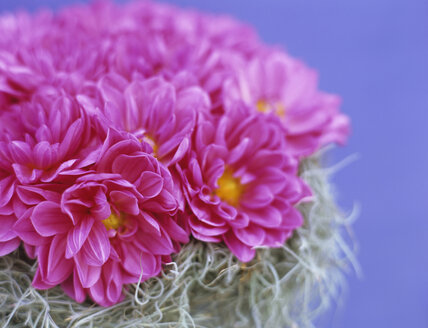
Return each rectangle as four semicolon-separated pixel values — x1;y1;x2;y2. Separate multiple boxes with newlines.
0;156;354;328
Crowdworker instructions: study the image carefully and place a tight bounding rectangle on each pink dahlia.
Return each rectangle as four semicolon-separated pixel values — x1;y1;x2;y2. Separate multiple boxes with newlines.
177;106;311;262
14;130;188;306
92;75;209;166
0;92;99;256
223;50;350;157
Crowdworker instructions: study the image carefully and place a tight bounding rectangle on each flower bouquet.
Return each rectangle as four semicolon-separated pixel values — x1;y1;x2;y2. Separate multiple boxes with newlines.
0;1;355;327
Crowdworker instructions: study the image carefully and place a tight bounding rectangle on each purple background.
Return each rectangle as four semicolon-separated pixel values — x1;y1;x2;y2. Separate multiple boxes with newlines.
1;0;427;327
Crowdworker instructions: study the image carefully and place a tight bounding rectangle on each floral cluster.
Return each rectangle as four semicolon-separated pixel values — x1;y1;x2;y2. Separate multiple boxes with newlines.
0;1;349;306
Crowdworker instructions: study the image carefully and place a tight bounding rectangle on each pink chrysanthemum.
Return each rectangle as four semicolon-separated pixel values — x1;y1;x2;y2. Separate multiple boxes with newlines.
14;130;188;306
0;92;99;256
90;75;210;166
223;50;350;157
177;106;311;262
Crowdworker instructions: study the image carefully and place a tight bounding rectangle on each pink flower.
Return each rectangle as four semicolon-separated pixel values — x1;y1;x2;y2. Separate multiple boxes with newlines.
14;130;188;306
92;75;210;166
177;106;311;262
0;93;95;187
0;92;100;256
223;50;350;157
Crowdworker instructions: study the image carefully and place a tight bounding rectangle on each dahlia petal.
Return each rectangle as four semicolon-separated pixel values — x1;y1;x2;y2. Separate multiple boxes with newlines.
76;173;121;183
223;231;256;262
215;203;238;221
319;113;350;146
243;206;282;228
263;229;291;247
247;150;286;171
121;242;159;278
76;147;100;169
167;137;190;165
228;137;250;164
0;215;17;241
143;189;177;212
281;206;304;229
74;252;102;288
12;164;40;184
121;92;140;133
0;176;15;207
286;133;319;157
241;185;274;209
32;269;56;290
103;178;136;191
36;125;53;144
9;140;32;163
62;199;93;225
188;158;203;186
41;159;77;182
112;153;153;183
195;121;215;151
189;215;228;236
281;175;311;204
66;218;95;259
32;201;72;236
144;80;175;132
44;235;73;285
202;147;227;181
99;73;128;111
24;243;36;259
0;201;14;215
140;212;161;235
61;269;86;303
98;140;141;174
206;159;227;188
16;185;60;205
214;116;227;146
286;107;326;135
109;246;120;261
137;171;163;198
135;230;174;255
189;198;224;227
192;229;222;243
109;190;139;215
91;190;111;220
159;216;189;244
228;212;250;229
59;118;84;159
33;141;55;168
199;185;221;205
0;238;20;256
14;214;47;246
81;221;110;266
104;261;123;304
256;167;288;194
157;134;182;158
88;278;108;306
234;224;266;247
176;86;210;118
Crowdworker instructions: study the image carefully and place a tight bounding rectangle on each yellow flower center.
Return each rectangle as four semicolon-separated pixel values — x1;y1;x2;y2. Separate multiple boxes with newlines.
256;99;269;113
103;212;125;230
275;103;286;118
256;99;286;118
144;134;158;156
215;168;244;207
